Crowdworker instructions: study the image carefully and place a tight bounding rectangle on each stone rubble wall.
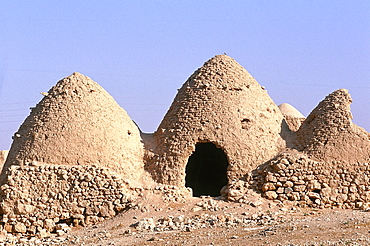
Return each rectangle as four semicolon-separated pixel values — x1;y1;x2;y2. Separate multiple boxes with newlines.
259;151;370;209
0;163;136;235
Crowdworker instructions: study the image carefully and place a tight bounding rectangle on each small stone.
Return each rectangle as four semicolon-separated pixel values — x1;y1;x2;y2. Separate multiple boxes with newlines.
278;193;289;200
284;181;294;188
72;214;85;220
173;216;184;223
86;206;100;216
274;163;286;171
15;203;35;215
44;219;55;232
294;180;306;185
290;192;300;201
284;187;293;194
307;192;320;199
276;187;285;194
336;194;348;203
27;226;37;234
321;187;332;197
262;183;276;192
114;204;126;212
37;229;50;239
265;191;278;200
265;174;277;183
56;230;65;236
279;177;288;182
55;223;70;232
294;185;306;192
349;186;357;193
250;201;263;207
307;180;321;191
361;203;370;211
30;160;39;166
290;176;299;182
19;238;28;244
228;189;242;198
85;216;100;225
99;202;116;217
14;222;26;233
304;175;315;181
60;212;70;220
4;224;13;233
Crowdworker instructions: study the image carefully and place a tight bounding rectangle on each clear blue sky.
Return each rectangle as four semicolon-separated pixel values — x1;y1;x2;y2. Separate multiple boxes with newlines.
0;1;369;150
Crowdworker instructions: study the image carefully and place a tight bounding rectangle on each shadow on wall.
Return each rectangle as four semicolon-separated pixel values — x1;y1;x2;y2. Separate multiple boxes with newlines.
279;119;300;150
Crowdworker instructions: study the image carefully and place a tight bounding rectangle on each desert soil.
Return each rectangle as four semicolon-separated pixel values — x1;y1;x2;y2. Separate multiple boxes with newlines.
1;191;370;246
58;193;370;246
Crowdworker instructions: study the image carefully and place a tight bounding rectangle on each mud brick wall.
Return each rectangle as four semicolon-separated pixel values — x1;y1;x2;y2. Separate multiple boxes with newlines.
151;54;285;186
1;72;145;185
0;163;134;234
260;151;370;209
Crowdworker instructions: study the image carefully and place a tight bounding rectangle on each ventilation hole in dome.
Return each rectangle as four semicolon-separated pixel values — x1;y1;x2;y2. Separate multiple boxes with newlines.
229;87;242;91
201;120;209;125
185;143;228;197
241;118;251;129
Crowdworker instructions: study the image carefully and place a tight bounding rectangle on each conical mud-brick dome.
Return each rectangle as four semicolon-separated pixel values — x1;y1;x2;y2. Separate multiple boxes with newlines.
278;103;305;132
152;55;285;187
297;89;370;164
2;72;144;181
278;103;305;118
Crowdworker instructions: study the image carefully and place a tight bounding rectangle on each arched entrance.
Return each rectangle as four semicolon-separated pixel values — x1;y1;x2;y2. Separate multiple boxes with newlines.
185;143;228;197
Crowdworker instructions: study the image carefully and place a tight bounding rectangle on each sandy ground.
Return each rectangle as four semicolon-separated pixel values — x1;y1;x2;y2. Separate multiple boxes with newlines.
60;193;370;246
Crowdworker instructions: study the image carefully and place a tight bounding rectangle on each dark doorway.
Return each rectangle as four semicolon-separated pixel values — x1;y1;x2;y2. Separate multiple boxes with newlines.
185;143;228;197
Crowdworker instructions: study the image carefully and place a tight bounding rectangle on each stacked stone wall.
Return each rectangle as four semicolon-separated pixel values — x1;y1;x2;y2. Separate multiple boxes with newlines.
0;163;135;235
260;151;370;209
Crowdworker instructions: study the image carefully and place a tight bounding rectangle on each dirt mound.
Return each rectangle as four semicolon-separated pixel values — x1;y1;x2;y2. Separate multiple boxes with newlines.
296;89;370;164
150;54;285;186
2;72;145;183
